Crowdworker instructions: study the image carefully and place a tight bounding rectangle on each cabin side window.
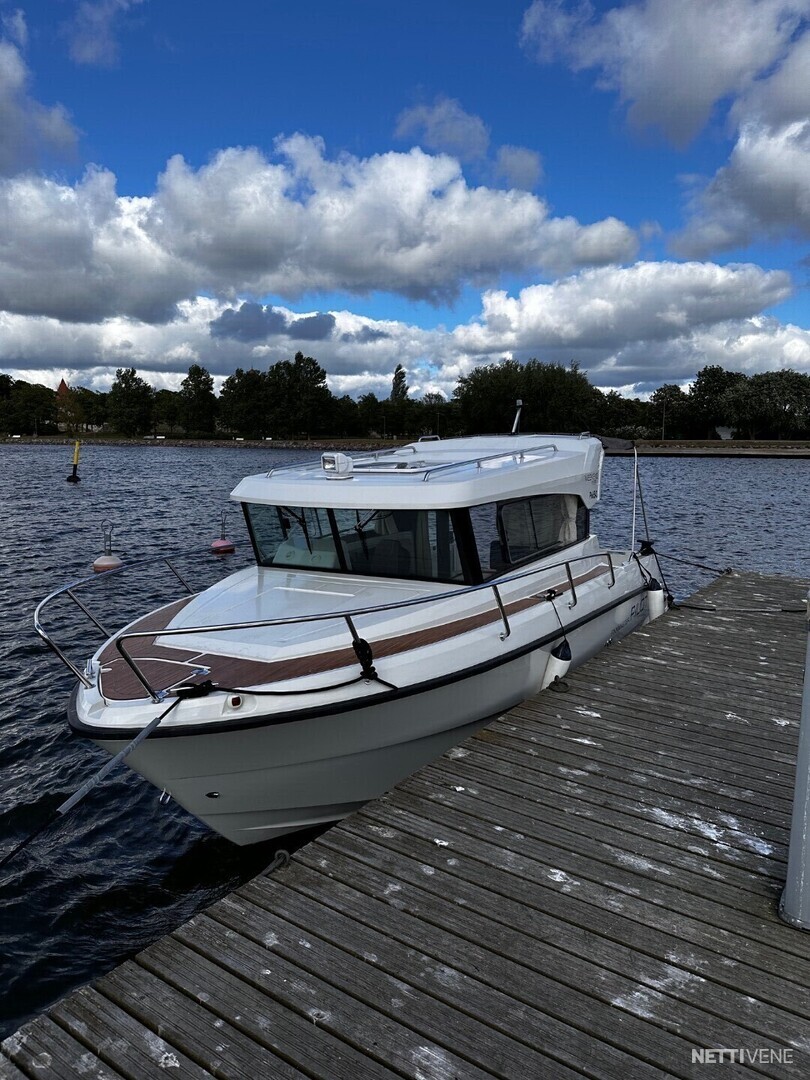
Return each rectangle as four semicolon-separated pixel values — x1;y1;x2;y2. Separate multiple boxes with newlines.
500;494;588;566
243;504;466;584
469;495;589;579
469;503;504;579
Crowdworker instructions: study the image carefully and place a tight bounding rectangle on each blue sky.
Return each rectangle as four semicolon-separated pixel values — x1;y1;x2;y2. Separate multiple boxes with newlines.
1;0;808;399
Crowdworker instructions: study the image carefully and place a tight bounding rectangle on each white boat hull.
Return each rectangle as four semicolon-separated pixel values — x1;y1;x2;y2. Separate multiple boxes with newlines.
85;571;656;845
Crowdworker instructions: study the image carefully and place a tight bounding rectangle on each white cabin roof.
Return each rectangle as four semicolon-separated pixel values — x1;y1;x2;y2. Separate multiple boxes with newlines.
230;433;604;510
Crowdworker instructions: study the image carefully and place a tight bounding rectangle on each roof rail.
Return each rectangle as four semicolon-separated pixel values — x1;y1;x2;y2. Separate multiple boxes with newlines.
421;442;557;481
265;445;418;477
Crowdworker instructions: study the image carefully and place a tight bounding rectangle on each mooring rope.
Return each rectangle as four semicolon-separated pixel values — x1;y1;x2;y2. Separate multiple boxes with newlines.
655;550;733;576
673;602;805;614
266;849;291;874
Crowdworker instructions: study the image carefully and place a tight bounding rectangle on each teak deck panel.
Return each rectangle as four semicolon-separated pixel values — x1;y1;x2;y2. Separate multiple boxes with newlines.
98;562;611;702
4;570;810;1079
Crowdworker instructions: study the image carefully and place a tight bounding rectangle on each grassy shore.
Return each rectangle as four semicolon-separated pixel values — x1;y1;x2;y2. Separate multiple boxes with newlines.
3;435;399;451
5;435;810;456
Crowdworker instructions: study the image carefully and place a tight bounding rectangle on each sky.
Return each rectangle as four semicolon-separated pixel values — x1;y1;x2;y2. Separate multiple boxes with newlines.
0;0;809;400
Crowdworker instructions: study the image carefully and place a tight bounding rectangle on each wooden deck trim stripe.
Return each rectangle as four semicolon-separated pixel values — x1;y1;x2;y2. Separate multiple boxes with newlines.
99;562;611;702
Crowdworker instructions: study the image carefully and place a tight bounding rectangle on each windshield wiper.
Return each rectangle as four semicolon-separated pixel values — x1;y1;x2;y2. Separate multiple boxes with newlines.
281;506;313;554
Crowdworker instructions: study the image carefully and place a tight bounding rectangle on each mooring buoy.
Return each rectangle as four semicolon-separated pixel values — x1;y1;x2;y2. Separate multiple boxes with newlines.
211;509;235;555
93;520;124;573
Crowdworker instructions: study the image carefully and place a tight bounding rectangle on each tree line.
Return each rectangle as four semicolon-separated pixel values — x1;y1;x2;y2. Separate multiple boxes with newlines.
2;356;809;441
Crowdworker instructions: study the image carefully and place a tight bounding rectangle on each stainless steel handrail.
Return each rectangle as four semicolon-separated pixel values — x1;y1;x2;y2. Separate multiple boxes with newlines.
265;446;419;477
36;537;643;703
113;549;631;702
33;543;248;689
420;443;558;481
263;443;557;481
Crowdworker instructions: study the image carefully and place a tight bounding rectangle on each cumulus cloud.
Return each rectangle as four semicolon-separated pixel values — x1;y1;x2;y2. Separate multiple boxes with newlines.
66;0;144;68
675;120;810;255
0;298;442;391
734;25;810;129
209;302;287;342
675;30;810;254
341;326;392;344
521;0;809;145
0;136;637;323
0;38;78;175
521;2;810;254
153;137;637;291
209;302;336;342
395;96;490;161
291;312;337;340
396;96;543;191
0;167;194;321
584;315;810;387
453;262;792;355
495;145;543;190
1;261;803;398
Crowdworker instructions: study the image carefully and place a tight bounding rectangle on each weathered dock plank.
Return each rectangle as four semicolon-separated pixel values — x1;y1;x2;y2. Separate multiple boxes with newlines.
98;961;310;1080
0;1015;128;1080
135;936;395;1080
292;841;810;1053
170;911;504;1080
2;570;809;1079
50;986;217;1079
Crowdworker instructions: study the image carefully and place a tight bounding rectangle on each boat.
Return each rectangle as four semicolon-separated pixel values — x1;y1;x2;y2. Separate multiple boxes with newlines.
36;432;668;845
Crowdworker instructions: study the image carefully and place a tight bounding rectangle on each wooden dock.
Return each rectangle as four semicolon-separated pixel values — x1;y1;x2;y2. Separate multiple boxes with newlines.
3;570;810;1079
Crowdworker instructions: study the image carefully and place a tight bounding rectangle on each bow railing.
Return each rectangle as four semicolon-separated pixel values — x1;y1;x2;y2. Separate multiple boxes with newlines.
34;543;630;703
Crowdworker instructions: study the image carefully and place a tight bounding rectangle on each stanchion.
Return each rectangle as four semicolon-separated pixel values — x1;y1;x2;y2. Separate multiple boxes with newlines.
779;590;810;929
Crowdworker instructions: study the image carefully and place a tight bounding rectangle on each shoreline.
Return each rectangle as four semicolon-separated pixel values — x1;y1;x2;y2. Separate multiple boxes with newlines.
4;435;810;457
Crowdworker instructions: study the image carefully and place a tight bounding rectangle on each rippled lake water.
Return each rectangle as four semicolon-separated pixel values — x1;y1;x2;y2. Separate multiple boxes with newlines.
0;443;808;1036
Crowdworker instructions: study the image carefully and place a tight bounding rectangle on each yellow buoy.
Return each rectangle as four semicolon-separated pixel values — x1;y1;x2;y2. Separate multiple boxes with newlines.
66;440;81;483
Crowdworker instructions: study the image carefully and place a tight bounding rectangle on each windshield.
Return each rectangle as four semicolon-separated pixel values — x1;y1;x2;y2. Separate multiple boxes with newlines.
244;504;465;584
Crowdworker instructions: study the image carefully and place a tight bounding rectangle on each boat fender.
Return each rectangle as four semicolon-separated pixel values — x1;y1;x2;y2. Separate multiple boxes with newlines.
646;578;666;622
543;639;572;690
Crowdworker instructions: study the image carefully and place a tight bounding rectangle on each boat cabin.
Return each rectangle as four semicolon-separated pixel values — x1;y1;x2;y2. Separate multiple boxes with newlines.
232;434;603;586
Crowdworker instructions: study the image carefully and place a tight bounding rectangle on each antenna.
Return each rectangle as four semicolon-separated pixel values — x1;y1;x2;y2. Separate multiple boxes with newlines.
511;399;523;435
